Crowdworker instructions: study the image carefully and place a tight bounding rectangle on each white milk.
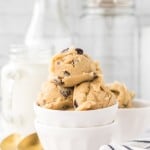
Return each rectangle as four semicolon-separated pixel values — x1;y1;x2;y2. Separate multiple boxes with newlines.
1;48;50;135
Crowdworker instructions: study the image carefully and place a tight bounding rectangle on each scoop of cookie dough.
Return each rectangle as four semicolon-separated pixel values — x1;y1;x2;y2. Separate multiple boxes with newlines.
73;76;116;111
107;81;135;108
37;81;73;110
50;47;101;87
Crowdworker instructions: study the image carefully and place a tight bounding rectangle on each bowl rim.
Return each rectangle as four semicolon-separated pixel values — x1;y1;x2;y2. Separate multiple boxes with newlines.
119;99;150;111
34;102;118;114
35;119;117;130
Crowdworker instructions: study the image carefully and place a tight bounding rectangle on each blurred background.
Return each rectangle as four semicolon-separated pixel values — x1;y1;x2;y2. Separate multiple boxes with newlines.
0;0;150;135
0;0;150;97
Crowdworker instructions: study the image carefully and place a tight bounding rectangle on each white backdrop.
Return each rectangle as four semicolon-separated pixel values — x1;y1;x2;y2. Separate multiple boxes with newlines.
0;0;149;66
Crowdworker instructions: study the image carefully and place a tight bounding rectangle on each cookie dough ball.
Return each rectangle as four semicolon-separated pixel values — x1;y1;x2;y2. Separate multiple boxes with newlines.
37;81;73;110
73;76;116;111
107;81;135;108
50;47;101;87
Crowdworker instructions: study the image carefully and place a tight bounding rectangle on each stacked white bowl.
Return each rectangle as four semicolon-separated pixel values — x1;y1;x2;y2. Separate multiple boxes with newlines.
113;100;150;143
34;99;150;150
34;103;118;150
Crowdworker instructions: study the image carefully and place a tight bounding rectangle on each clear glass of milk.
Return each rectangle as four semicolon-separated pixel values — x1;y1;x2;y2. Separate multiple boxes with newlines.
1;46;50;135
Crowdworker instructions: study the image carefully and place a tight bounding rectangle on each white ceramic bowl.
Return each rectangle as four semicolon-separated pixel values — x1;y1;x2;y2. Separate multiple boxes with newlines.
35;120;117;150
34;103;118;127
114;99;150;143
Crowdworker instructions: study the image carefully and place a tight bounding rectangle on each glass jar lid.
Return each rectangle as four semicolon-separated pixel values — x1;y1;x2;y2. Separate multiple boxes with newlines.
87;0;134;8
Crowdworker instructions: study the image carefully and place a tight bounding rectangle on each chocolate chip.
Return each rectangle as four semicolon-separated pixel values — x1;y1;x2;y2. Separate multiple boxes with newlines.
100;86;104;91
73;100;78;108
53;77;64;85
71;60;75;67
62;105;70;110
57;61;60;65
123;104;128;108
37;102;40;106
61;48;69;53
75;48;83;55
64;71;70;76
93;72;98;78
60;88;72;98
111;90;119;96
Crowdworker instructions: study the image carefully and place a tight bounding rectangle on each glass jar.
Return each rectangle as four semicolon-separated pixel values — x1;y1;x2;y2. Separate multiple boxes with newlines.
60;0;85;42
77;0;139;94
25;0;72;54
1;46;50;135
